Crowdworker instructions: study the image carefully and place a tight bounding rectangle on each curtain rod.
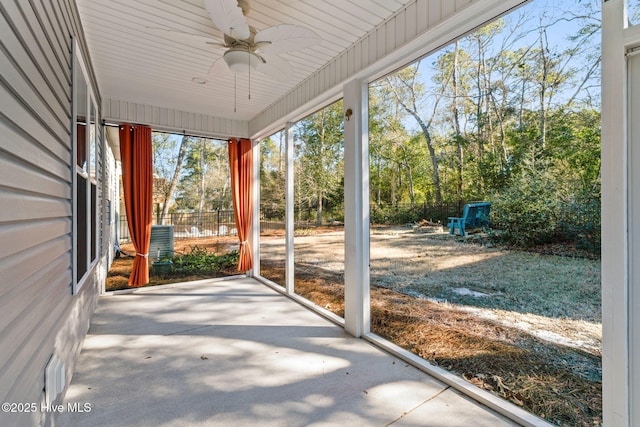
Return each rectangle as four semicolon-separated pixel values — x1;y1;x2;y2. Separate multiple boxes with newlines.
102;120;233;141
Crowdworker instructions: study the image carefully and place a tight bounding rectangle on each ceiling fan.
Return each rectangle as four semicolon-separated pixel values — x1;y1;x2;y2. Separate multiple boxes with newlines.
148;0;321;82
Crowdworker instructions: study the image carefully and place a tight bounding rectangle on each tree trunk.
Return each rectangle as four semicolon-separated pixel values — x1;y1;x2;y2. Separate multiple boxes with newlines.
376;158;381;205
406;163;415;207
160;135;188;224
451;41;464;199
414;115;442;203
386;72;444;203
278;131;284;173
476;36;486;157
390;93;443;203
538;28;549;152
197;139;206;227
316;192;323;225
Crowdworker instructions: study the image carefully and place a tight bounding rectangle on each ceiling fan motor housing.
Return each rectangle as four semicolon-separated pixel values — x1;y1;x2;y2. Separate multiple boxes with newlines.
223;48;262;72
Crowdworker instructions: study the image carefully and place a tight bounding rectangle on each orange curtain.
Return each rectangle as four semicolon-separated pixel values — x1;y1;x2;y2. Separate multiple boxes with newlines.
228;137;253;272
119;124;153;286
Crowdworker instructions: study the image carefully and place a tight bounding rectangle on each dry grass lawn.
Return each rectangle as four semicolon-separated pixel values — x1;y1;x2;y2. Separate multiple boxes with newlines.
259;226;602;426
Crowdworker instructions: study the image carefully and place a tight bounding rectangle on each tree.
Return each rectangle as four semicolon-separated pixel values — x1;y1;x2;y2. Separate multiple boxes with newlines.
176;138;229;223
152;132;189;224
162;135;188;223
260;132;286;220
294;100;344;224
381;64;446;203
365;0;602;248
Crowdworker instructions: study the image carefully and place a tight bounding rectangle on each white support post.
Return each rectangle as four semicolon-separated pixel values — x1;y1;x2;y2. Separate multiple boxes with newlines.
343;78;370;338
251;138;260;277
629;49;640;427
601;0;630;425
285;123;295;294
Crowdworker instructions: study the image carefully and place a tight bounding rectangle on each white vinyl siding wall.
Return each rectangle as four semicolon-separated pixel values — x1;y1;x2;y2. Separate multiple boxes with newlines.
0;0;105;426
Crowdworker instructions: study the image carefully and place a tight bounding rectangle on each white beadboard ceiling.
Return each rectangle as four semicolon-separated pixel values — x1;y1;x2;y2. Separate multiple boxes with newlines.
77;0;411;122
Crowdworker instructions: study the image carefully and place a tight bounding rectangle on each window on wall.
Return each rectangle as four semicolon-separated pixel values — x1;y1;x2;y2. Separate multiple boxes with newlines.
74;43;100;293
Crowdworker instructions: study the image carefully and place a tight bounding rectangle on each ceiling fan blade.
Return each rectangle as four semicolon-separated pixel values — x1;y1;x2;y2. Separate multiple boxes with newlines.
256;54;294;82
203;0;250;41
255;25;321;54
146;27;224;49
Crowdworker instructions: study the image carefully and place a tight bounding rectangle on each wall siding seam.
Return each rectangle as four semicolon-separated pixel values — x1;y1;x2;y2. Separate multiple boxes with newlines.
0;237;70;307
0;102;70;169
0;274;71;405
0;46;70;133
52;0;72;51
36;0;70;71
0;163;70;200
0;246;69;324
1;2;70;110
0;219;70;262
0;122;70;181
0;168;71;196
16;0;71;93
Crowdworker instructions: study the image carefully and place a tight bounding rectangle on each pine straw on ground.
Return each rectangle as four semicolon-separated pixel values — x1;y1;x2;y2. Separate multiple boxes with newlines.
260;261;602;427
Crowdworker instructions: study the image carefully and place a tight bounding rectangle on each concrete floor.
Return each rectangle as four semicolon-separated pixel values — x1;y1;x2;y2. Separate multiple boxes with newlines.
58;277;520;427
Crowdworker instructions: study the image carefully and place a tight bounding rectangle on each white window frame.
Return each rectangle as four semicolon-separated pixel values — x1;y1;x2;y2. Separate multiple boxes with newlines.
72;40;101;294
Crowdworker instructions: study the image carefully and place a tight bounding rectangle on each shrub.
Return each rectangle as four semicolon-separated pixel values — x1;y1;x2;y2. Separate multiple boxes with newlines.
491;162;562;247
559;189;601;253
160;246;239;276
370;203;422;225
491;160;601;255
492;191;560;247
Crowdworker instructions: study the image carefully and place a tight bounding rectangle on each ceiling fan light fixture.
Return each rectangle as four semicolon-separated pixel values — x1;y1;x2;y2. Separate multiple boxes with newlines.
223;49;261;73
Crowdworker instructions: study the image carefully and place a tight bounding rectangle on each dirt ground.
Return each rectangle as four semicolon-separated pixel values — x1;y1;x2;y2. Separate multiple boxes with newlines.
261;227;601;351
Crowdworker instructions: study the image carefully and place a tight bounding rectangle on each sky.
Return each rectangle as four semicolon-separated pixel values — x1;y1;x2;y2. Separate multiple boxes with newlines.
386;0;602;135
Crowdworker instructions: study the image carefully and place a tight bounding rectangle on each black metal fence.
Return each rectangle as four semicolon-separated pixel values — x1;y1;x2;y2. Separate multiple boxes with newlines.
118;202;470;242
119;210;292;242
369;201;467;225
119;210;236;242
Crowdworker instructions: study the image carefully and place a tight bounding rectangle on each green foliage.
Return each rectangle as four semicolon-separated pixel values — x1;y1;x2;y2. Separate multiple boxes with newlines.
559;188;601;252
370;204;422;225
491;156;601;254
175;138;230;212
492;173;562;247
294;100;345;224
260;133;286;220
365;0;601;253
156;246;239;276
